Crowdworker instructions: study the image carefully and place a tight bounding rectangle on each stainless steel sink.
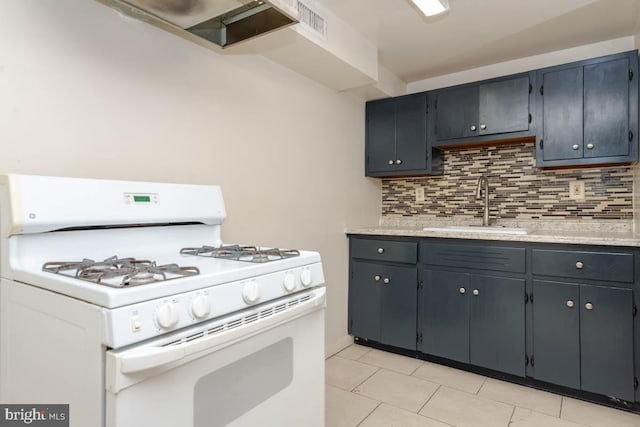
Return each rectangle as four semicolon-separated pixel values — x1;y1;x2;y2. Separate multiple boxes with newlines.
423;225;528;235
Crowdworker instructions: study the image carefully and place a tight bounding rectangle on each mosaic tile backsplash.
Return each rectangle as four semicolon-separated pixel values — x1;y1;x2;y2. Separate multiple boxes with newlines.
382;143;634;220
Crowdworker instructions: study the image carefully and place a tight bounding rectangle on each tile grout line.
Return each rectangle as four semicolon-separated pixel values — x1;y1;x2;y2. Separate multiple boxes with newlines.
350;366;381;393
417;383;441;414
354;401;382;427
476;375;488;395
508;404;516;426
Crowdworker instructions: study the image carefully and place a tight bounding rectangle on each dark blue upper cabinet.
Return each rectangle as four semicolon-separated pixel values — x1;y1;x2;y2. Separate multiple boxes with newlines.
365;93;443;177
536;50;639;167
433;86;479;141
366;98;396;173
430;72;535;147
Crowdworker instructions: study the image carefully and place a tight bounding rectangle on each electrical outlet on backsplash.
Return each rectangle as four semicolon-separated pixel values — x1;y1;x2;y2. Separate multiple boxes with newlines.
382;143;634;223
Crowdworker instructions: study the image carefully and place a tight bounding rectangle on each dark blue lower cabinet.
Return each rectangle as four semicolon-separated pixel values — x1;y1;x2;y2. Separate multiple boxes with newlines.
532;280;581;389
580;285;634;401
533;280;634;401
381;265;418;349
469;275;525;377
421;270;525;377
350;260;417;350
422;270;470;363
350;261;383;342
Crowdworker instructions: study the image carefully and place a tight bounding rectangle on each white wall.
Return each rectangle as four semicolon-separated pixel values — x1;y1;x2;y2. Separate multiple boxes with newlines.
409;36;636;92
0;0;381;356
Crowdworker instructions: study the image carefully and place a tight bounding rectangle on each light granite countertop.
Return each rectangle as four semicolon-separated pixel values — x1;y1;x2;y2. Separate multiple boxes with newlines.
346;218;640;247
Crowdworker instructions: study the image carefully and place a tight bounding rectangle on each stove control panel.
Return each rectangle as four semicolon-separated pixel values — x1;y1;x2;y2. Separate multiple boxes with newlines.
300;268;313;287
156;301;179;329
190;294;211;319
104;262;325;348
242;281;260;305
283;273;296;293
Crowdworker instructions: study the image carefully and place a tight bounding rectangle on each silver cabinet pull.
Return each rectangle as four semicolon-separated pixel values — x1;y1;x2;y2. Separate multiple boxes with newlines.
383;278;390;284
572;144;580;150
472;289;479;296
396;159;402;165
374;275;381;281
575;261;584;269
480;124;487;130
585;302;593;311
388;159;394;165
586;143;594;149
459;287;466;294
566;300;575;308
470;125;477;131
377;247;384;254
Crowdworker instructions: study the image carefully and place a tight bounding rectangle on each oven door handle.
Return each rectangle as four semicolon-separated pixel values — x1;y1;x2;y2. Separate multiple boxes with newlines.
108;287;326;385
119;345;186;374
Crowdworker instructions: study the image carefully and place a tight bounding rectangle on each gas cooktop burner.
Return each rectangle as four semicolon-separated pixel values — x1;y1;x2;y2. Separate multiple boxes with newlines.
42;255;200;287
180;245;301;263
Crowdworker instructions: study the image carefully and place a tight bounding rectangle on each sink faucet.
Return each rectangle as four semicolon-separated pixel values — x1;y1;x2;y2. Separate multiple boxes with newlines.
475;174;490;226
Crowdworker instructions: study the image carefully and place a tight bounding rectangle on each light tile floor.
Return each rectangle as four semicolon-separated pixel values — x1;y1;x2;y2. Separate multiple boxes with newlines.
326;345;640;427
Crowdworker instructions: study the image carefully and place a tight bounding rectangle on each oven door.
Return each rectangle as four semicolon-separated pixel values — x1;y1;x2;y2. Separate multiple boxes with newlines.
105;287;325;427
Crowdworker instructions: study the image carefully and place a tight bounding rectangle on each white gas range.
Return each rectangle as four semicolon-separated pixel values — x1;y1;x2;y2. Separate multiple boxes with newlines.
0;174;326;427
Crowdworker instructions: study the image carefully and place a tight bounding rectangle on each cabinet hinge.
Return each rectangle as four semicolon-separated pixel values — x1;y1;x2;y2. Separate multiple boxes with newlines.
529;83;532;94
634;377;638;390
426;104;429;115
528;113;532;124
630;70;634;81
539;139;544;150
539;86;544;96
629;131;634;142
416;332;423;345
633;304;637;317
525;355;529;366
529;292;533;304
531;356;534;367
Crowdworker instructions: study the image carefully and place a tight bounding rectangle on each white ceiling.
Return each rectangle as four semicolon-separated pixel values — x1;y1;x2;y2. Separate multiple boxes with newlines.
321;0;640;83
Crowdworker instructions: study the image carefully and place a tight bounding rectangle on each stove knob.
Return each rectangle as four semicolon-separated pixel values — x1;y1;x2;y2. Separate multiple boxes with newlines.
156;302;179;329
242;281;260;305
283;273;297;293
300;269;313;287
191;294;211;319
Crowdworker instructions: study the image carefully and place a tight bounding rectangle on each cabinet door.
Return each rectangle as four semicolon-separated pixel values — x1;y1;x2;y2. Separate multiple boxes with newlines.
580;285;634;401
434;86;479;141
366;99;396;173
539;66;584;161
532;280;580;390
349;261;383;341
421;270;469;363
584;57;630;158
469;275;525;376
395;94;427;171
479;76;530;136
380;265;418;350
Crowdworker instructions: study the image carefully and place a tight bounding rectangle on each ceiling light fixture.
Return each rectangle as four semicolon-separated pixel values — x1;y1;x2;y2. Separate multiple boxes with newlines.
411;0;450;17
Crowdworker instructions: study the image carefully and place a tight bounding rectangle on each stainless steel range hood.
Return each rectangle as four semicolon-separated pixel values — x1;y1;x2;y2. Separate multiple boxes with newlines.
102;0;298;48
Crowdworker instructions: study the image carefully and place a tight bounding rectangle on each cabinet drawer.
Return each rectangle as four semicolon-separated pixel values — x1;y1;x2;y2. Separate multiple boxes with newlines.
532;250;633;282
422;243;525;273
351;239;417;264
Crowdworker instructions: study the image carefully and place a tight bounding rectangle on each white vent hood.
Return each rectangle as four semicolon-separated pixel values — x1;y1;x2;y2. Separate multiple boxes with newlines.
101;0;298;48
226;0;379;91
97;0;380;92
